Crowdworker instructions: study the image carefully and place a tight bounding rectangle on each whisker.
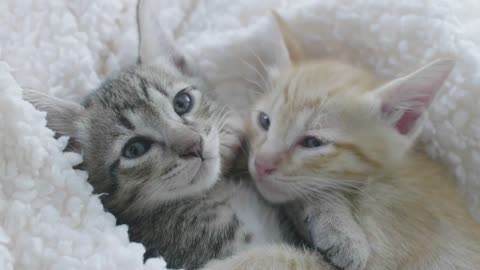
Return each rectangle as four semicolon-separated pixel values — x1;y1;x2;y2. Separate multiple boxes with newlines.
237;55;270;94
242;77;265;94
239;142;250;156
246;45;274;93
277;175;363;188
316;94;338;119
209;106;229;136
120;162;196;215
274;175;365;206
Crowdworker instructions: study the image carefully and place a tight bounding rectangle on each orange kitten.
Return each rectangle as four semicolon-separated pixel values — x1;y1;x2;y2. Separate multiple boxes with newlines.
202;13;480;270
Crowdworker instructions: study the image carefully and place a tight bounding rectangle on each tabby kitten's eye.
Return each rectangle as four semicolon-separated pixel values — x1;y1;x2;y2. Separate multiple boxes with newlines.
122;137;153;159
173;90;193;116
258;111;270;130
299;136;328;148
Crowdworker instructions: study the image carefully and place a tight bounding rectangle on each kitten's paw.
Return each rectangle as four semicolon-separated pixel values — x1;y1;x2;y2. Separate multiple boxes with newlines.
219;114;245;172
201;245;327;270
314;231;369;270
310;220;369;270
201;258;236;270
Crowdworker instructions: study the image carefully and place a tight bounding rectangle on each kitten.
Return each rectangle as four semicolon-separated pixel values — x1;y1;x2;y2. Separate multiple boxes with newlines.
242;13;370;270
24;2;300;269
233;12;480;270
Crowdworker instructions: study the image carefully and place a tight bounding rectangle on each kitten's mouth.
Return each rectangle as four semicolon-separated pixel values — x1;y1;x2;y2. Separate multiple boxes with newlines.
188;153;219;185
252;176;292;204
147;138;221;202
188;161;203;185
165;158;213;190
161;134;222;199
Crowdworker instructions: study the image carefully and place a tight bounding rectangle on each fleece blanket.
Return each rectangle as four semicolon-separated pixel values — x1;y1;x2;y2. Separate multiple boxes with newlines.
1;0;480;269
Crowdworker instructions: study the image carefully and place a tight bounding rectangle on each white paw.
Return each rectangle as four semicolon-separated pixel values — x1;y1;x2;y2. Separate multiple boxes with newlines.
200;255;251;270
311;224;369;270
201;258;234;270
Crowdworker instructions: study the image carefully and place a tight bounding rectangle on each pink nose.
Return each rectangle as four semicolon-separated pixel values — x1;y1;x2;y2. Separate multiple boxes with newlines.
254;158;278;178
180;140;204;160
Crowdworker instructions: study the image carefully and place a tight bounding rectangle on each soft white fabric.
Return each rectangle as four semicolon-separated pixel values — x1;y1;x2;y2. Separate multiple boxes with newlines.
1;0;479;269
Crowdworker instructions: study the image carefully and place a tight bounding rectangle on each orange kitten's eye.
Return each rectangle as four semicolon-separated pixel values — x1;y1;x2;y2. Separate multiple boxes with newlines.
299;136;329;148
258;112;270;130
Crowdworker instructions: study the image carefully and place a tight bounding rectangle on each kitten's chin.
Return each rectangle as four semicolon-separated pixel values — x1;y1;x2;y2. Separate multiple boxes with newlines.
249;160;296;204
139;154;222;206
175;156;221;199
252;177;296;204
191;156;221;192
159;136;222;202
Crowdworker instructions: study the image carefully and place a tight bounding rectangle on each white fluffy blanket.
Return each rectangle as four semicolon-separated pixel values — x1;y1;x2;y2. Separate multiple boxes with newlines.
1;0;479;269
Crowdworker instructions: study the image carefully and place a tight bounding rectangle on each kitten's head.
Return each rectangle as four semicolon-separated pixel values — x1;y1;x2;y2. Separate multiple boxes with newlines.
247;12;455;203
24;0;238;212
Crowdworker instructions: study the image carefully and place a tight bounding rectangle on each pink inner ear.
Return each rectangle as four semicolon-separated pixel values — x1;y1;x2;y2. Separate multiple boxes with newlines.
395;110;421;135
382;94;431;135
378;59;454;136
172;55;189;75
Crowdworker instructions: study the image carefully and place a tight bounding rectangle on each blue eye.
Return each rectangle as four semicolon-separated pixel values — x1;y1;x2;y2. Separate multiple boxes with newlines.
122;138;152;159
173;90;193;116
299;136;328;148
258;111;270;130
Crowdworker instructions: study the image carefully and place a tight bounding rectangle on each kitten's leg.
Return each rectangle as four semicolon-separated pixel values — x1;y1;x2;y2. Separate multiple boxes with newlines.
285;198;369;270
201;244;334;270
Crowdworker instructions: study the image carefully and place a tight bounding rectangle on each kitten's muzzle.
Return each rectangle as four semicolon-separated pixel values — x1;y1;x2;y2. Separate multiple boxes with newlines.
179;138;204;161
254;157;278;178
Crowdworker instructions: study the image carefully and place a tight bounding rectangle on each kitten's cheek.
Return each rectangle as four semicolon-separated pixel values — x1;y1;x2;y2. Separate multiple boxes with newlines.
248;156;258;179
219;132;244;172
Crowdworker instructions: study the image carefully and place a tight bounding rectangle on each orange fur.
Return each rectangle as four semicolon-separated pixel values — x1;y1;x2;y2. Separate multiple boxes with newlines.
243;13;480;270
202;12;480;270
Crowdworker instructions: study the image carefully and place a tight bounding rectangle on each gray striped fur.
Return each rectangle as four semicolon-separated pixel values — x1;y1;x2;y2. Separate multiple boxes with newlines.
24;1;303;269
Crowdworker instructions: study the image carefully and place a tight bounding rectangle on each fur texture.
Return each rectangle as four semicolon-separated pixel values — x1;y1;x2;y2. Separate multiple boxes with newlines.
2;0;480;269
24;2;298;269
243;15;480;270
203;245;333;270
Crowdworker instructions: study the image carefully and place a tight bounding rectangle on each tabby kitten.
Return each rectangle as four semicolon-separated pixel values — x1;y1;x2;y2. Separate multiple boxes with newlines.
233;12;480;270
24;2;298;269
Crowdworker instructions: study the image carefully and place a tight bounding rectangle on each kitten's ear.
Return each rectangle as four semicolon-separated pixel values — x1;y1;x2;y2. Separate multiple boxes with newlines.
23;89;85;138
271;11;304;64
137;0;192;75
372;59;455;137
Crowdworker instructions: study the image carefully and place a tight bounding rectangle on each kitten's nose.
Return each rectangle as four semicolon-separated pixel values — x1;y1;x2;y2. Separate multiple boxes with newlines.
180;139;204;160
254;157;278;178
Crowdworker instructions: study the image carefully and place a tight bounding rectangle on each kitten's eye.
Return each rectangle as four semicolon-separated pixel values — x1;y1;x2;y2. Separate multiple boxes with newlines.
258;112;270;130
299;136;328;148
122;138;152;159
173;90;193;116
